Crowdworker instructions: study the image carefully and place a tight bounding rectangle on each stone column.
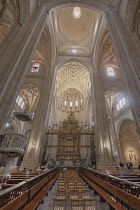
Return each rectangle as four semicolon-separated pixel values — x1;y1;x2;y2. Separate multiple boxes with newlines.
21;69;55;169
105;96;121;164
92;71;114;167
109;115;121;164
106;9;140;134
0;3;48;132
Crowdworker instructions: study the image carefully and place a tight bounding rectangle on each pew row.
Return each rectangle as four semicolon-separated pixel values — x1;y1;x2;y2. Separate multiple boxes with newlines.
79;168;140;210
0;167;59;210
23;173;59;210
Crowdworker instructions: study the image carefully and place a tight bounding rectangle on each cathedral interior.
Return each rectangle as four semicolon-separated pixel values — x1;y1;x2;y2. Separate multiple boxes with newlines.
0;1;140;209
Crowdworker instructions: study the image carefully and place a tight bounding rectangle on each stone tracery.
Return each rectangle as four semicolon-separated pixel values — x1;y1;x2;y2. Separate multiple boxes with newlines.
56;62;91;97
21;84;40;114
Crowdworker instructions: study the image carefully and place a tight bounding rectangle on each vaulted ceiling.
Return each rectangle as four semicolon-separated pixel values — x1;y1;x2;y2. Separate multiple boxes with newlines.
51;6;102;55
56;62;91;97
55;62;91;114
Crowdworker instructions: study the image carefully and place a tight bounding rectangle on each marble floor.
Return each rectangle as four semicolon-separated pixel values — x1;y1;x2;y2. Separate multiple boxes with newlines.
37;176;110;210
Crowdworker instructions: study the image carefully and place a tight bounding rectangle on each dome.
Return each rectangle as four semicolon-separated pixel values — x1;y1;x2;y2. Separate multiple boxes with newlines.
59;7;95;41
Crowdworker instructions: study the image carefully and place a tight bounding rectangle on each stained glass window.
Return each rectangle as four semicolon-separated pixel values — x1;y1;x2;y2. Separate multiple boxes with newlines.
31;63;40;72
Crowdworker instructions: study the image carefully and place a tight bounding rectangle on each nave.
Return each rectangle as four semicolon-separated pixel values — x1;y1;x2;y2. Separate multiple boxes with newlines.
37;170;107;210
0;167;140;210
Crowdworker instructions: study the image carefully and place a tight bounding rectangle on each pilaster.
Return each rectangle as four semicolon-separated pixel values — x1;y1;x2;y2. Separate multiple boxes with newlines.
93;72;114;168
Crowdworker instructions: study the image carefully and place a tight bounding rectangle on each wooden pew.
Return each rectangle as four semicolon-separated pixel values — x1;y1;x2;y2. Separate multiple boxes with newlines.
0;184;15;191
23;173;59;210
7;179;26;184
0;167;59;210
124;178;140;182
79;171;124;210
11;171;41;176
115;176;139;178
79;168;140;210
102;169;140;186
1;190;29;210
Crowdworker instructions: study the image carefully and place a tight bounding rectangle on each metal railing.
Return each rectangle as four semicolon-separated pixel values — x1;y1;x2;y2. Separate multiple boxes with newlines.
79;167;140;210
0;167;59;208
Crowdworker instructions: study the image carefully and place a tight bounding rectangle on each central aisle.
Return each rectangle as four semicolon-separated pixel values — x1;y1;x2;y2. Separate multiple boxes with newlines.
37;170;110;210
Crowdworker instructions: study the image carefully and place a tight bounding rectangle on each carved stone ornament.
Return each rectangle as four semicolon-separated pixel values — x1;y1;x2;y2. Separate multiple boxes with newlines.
0;133;27;156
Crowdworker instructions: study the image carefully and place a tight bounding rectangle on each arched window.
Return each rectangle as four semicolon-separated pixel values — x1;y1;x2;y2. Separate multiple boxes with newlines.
18;97;23;107
116;97;126;112
116;104;120;111
119;100;123;109
16;95;26;110
122;97;126;105
59;89;84;113
31;63;40;73
107;67;115;76
16;95;20;103
21;101;25;109
31;112;35;118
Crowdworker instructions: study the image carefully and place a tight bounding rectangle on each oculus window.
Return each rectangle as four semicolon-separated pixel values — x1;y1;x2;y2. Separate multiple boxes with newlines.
73;7;81;19
107;67;115;76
